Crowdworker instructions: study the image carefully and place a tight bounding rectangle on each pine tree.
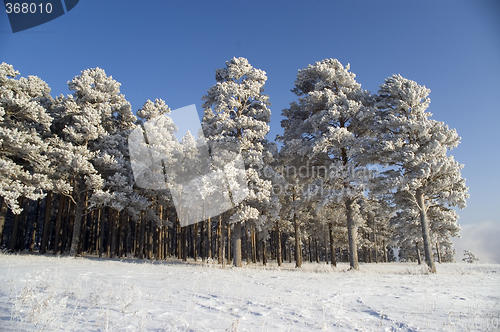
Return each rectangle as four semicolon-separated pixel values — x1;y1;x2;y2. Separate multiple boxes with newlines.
358;196;394;263
129;99;177;258
462;250;479;263
0;63;53;215
258;142;284;265
202;57;272;267
51;67;136;256
374;75;468;272
279;59;374;270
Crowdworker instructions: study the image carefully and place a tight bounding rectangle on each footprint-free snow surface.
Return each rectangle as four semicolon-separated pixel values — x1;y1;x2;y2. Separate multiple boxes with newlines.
0;254;498;331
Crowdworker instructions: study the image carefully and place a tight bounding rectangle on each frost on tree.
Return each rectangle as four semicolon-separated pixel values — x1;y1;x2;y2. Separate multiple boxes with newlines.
256;141;283;265
462;250;479;263
279;59;374;270
51;67;136;256
0;63;53;214
202;57;272;267
358;196;395;263
373;74;468;272
129;102;247;227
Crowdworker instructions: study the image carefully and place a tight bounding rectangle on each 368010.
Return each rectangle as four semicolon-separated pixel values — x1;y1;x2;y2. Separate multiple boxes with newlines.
5;3;53;14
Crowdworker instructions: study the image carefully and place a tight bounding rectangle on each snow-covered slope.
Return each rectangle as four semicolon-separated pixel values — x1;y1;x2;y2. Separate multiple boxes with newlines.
1;254;498;331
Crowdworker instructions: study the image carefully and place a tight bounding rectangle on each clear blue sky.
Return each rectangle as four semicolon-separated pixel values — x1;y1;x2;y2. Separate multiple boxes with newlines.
1;0;499;262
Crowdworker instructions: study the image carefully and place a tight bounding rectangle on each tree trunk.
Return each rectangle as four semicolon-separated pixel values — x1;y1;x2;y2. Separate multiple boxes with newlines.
110;210;119;258
139;212;145;259
200;220;205;260
206;218;212;259
346;198;359;270
148;219;154;260
416;242;422;265
182;226;187;261
251;226;257;264
226;220;231;263
315;239;320;263
109;210;115;258
98;208;105;257
329;223;336;267
383;240;388;263
19;199;30;251
0;197;8;246
436;242;442;263
157;205;163;259
233;221;242;267
293;211;302;268
88;210;95;254
118;212;125;258
81;194;89;254
307;236;312;263
29;199;42;252
288;241;292;263
246;226;251;264
276;222;282;266
416;188;436;273
262;239;267;266
193;223;198;261
70;177;85;257
157;224;163;259
165;222;170;258
9;197;24;251
54;195;65;254
220;219;225;267
255;231;260;262
61;198;73;254
363;245;369;264
217;215;223;264
323;230;328;264
122;214;129;258
372;218;378;263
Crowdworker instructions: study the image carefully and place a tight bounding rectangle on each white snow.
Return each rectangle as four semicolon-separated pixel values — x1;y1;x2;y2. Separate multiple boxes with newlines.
1;254;499;331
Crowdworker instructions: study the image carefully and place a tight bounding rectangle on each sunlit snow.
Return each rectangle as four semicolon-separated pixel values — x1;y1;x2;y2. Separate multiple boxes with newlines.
1;254;498;331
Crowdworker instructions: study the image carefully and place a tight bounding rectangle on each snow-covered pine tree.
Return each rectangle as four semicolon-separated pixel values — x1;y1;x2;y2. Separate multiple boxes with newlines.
279;59;374;270
0;63;53;215
202;57;272;267
129;98;178;258
0;63;59;251
358;196;395;263
374;75;468;272
462;250;479;263
258;141;284;265
317;202;348;266
391;208;424;263
428;205;460;262
51;67;136;256
275;134;313;268
392;202;459;263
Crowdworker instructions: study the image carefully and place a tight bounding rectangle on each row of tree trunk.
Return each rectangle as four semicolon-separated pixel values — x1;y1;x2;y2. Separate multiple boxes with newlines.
0;194;394;266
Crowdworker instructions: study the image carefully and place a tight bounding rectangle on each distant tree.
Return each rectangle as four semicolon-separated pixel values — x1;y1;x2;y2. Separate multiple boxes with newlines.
358;196;395;263
428;205;460;263
258;142;283;265
462;250;479;264
274;147;308;268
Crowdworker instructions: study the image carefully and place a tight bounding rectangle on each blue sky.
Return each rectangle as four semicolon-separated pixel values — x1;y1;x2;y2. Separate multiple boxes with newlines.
1;0;499;262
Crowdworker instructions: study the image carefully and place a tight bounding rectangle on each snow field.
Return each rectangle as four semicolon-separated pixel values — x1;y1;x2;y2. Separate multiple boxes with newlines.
0;253;499;331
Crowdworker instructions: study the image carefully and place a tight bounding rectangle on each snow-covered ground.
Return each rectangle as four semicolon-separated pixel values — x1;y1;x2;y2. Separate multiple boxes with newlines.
0;254;498;331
